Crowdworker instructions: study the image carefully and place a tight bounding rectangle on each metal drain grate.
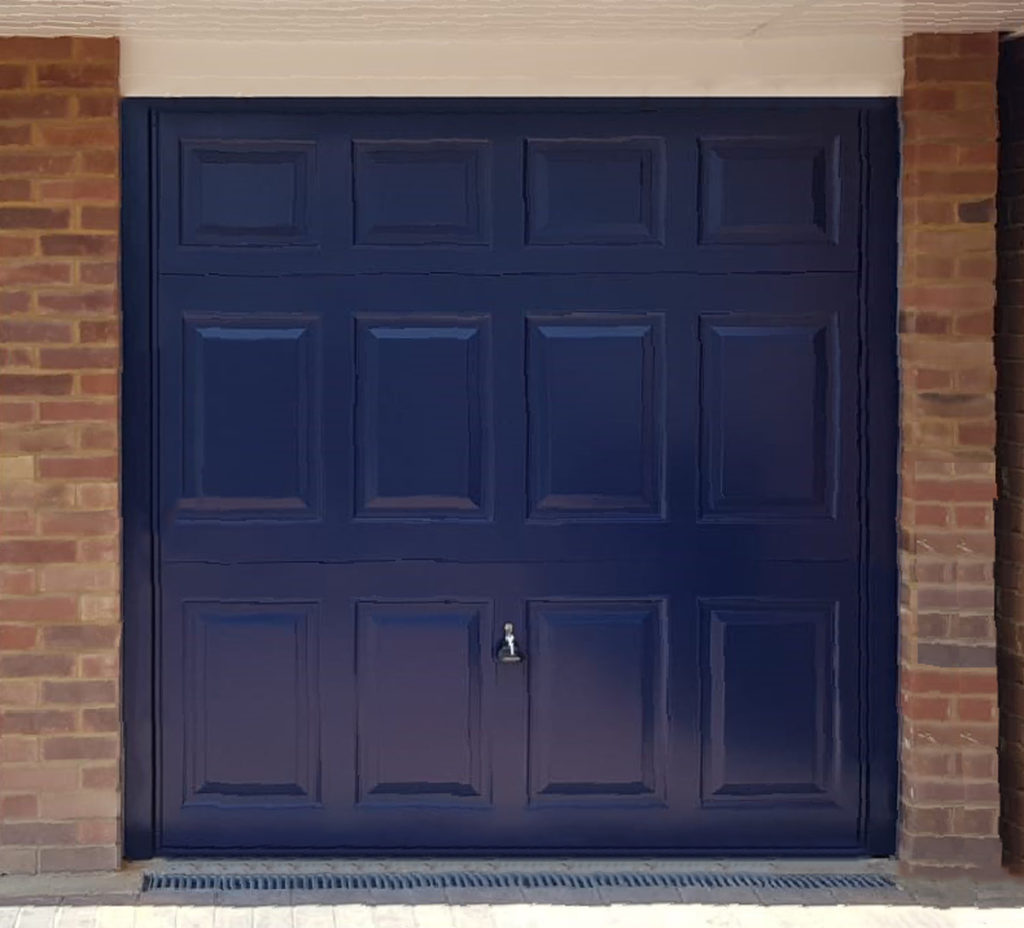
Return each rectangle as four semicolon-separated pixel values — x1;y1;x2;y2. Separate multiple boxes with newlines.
142;870;897;893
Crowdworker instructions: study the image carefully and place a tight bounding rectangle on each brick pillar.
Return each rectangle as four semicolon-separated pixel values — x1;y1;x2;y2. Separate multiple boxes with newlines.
900;33;1002;875
0;36;121;874
997;36;1024;874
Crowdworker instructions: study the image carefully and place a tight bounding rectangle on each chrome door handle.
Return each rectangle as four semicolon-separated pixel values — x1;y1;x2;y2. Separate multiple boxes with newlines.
497;622;524;663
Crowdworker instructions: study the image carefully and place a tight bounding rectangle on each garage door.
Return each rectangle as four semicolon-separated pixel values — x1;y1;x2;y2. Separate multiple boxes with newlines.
138;102;897;854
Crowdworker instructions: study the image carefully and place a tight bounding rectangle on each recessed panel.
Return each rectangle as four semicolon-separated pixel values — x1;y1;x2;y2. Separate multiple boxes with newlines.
527;315;663;519
356;601;490;805
181;140;316;246
353;140;491;245
528;600;667;805
182;602;320;806
179;315;321;520
701;599;838;805
699;135;840;245
355;316;491;519
527;139;665;245
699;313;837;521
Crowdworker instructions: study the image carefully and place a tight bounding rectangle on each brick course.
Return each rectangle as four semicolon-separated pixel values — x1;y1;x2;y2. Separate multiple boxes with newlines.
997;35;1024;874
900;33;1002;876
0;36;120;875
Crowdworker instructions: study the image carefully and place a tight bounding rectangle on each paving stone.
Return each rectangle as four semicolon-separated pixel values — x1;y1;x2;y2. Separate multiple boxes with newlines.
175;907;216;928
215;893;290;909
369;906;418;928
448;904;496;928
91;905;135;928
296;893;382;907
1;903;63;910
16;908;60;928
751;905;828;928
346;892;448;907
677;887;761;905
329;904;375;928
515;888;604;906
594;886;685;904
128;907;175;928
291;905;335;928
139;895;215;910
902;882;978;908
485;903;540;928
211;908;252;928
440;888;525;906
828;886;909;905
249;908;287;928
55;910;99;928
408;905;452;928
58;898;138;909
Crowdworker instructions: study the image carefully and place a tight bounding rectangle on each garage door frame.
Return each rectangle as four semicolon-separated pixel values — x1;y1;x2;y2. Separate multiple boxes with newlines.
120;97;899;860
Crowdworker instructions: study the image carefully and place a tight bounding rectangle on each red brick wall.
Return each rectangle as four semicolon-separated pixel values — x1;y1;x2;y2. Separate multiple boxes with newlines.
997;35;1024;874
900;33;1003;876
0;36;120;874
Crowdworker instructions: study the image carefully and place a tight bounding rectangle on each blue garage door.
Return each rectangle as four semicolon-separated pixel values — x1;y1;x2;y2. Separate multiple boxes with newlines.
144;103;896;854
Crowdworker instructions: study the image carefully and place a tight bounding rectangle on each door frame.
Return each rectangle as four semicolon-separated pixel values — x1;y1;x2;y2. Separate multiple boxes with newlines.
121;97;899;859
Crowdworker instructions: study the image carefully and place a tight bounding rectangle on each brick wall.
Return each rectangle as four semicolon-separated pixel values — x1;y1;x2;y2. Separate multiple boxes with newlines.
997;35;1024;874
0;36;121;874
900;33;1003;876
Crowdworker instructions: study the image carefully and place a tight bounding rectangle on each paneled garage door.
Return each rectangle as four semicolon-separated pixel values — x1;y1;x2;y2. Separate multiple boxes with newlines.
126;101;897;855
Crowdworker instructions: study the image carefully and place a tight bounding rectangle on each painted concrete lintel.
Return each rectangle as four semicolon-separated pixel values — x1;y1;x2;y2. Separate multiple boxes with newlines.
121;35;903;97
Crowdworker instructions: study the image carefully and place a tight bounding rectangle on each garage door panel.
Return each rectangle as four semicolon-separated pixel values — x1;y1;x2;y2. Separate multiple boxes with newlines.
527;314;665;521
698;311;839;522
180;138;319;247
690;109;859;271
525;138;665;246
527;600;668;807
180;601;322;808
353;139;492;246
355;315;492;520
699;598;840;808
158;112;346;273
698;134;840;246
157;276;348;562
355;601;492;807
159;567;351;849
688;273;860;566
176;312;322;521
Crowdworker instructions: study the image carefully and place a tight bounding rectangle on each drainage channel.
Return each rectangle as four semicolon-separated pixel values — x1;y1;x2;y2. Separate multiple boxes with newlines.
143;870;898;894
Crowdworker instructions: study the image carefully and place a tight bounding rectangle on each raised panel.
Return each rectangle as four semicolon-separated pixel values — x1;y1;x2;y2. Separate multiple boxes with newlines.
699;135;840;245
528;600;667;805
356;601;490;805
526;139;665;245
527;314;663;519
181;139;316;246
701;599;838;806
699;313;837;521
355;316;491;519
353;140;491;245
182;602;320;806
178;314;321;521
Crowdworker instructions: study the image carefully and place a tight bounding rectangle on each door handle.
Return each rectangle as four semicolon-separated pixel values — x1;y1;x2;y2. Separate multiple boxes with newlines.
497;622;524;663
